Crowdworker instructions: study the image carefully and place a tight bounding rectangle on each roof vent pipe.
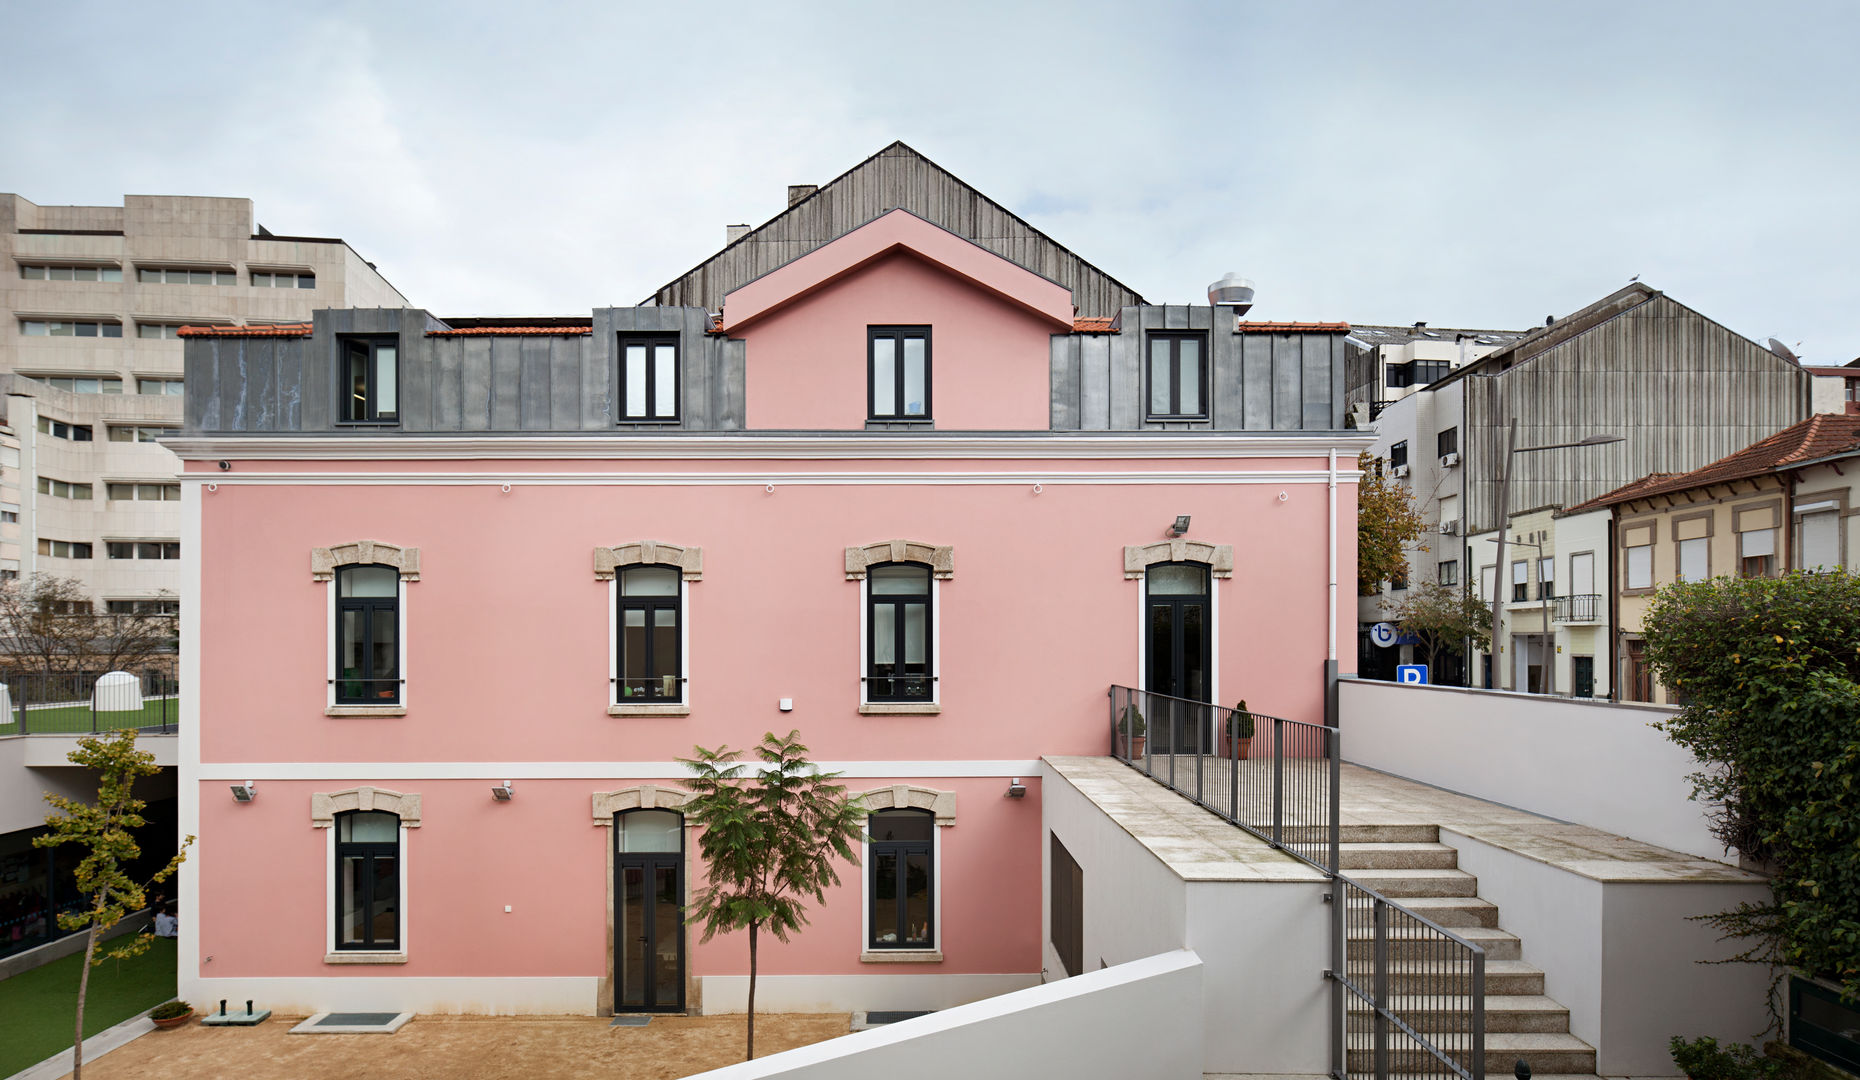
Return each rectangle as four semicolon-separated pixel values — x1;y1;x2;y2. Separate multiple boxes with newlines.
788;184;818;207
1207;273;1255;319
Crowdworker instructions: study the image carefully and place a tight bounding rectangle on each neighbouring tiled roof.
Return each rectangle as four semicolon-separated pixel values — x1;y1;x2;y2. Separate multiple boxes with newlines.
1236;321;1350;334
427;326;592;337
177;323;312;338
1071;316;1116;333
1567;414;1860;512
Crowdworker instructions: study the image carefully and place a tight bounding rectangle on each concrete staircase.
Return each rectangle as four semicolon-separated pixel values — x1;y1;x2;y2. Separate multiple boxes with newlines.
1339;824;1600;1080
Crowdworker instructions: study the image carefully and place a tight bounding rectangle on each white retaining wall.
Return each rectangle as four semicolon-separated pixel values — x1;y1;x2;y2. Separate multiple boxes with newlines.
689;950;1204;1080
1336;678;1723;860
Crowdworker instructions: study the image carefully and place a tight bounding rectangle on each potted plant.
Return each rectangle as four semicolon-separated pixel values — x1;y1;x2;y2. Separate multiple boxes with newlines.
150;1000;194;1029
1116;704;1147;759
1669;1036;1782;1080
1227;700;1256;760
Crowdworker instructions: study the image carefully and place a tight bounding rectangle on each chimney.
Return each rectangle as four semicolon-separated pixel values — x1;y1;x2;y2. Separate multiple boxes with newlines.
726;224;751;244
787;184;818;207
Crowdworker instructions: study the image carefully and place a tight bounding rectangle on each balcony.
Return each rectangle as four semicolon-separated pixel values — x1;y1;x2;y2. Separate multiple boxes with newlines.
1553;594;1603;624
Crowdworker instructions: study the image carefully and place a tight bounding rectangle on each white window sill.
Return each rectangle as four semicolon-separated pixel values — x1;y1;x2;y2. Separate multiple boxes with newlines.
860;949;942;964
608;704;692;717
326;705;408;718
859;704;941;716
325;951;408;965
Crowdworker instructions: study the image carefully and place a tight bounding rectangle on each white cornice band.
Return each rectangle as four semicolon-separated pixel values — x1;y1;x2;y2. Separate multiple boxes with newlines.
165;433;1375;462
194;760;1045;781
181;469;1361;487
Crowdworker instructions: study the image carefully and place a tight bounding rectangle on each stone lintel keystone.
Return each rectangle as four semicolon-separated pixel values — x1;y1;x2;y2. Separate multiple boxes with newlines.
311;541;421;581
593;542;704;582
844;540;954;580
1123;540;1234;579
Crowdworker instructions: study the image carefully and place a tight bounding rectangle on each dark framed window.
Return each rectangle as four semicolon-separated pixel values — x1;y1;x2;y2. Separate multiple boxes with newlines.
336;565;399;704
868;326;930;421
869;809;933;950
1145;332;1208;420
1511;560;1528;602
339;337;398;424
618;335;679;423
1437;427;1459;458
1389;441;1409;469
1438;560;1459;587
334;810;400;951
1050;832;1083;977
866;562;932;702
1412;360;1449;386
617;565;682;702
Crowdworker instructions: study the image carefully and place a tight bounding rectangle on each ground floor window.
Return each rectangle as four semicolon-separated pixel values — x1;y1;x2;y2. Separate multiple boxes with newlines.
335;810;399;950
868;809;933;950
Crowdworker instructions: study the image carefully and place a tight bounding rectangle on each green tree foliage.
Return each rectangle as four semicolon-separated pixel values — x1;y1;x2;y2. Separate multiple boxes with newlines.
1388;583;1493;673
35;730;193;1078
1357;451;1427;594
1642;571;1860;1006
680;731;865;1061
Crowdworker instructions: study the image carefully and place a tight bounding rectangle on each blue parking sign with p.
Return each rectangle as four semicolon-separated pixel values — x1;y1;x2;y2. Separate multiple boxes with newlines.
1396;665;1429;685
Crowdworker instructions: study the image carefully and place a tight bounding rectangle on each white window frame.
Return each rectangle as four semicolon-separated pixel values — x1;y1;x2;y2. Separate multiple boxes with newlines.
324;816;411;963
1626;545;1653;591
1570;551;1595;595
858;812;944;962
325;567;410;717
607;570;692;716
1677;537;1709;582
859;572;942;712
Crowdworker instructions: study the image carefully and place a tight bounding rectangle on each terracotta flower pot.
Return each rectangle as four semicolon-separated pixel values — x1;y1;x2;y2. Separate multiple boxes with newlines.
1236;736;1254;760
151;1008;193;1030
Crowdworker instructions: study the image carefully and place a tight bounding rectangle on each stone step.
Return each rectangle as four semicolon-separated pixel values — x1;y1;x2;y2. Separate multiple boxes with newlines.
1343;868;1478;898
1281;823;1441;844
1346;994;1572;1034
1345;1031;1595;1074
1386;895;1501;928
1339;842;1461;870
1386;959;1545;995
1347;925;1521;962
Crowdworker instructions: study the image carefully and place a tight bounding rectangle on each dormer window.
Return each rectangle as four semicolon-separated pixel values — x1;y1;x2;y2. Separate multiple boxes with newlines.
618;335;679;423
869;327;930;422
1145;332;1208;421
340;338;398;425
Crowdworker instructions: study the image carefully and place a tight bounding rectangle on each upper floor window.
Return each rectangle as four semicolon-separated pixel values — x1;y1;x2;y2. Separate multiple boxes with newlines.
21;320;122;339
869;327;930;421
107;482;181;502
1437;427;1459;458
107;598;179;616
1146;332;1208;421
108;424;175;443
1796;500;1842;571
36;416;92;441
866;562;932;703
138;377;184;397
20;264;122;282
868;809;934;951
336;565;400;704
251;269;315;289
1738;527;1776;578
618;335;679;423
37;538;92;559
138;267;235;286
1677;537;1709;582
1389;441;1409;470
105;541;181;560
38;476;92;500
340;338;398;424
1386;360;1450;388
334;810;400;951
1438;560;1459;587
1624;529;1654;590
137;323;185;340
1538;557;1554;599
1511;560;1528;602
617;565;682;703
31;374;123;394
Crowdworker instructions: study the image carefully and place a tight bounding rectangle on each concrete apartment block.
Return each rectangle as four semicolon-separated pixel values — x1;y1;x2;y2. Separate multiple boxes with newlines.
0;194;406;605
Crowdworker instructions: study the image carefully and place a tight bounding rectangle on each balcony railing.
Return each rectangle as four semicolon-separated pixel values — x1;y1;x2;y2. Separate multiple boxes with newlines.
0;671;179;735
1552;594;1602;623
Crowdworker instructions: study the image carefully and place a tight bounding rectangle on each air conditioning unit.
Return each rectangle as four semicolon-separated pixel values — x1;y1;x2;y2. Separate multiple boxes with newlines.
1391;464;1410;479
1440;519;1461;535
1441;452;1461;467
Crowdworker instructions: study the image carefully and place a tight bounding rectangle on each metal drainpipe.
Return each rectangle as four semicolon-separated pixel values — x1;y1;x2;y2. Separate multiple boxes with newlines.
1784;473;1796;573
1607;515;1620;701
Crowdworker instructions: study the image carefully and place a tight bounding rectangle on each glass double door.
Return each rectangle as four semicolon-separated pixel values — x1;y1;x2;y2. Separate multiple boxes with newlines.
617;854;683;1012
1146;563;1213;753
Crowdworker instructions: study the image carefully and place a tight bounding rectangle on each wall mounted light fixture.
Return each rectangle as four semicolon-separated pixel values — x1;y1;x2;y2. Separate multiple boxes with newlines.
491;780;515;801
1166;515;1192;538
1005;777;1027;799
230;781;257;802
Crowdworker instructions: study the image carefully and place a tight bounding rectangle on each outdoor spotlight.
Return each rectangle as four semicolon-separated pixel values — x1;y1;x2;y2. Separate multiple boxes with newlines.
1005;777;1027;799
491;780;514;801
1166;514;1192;538
230;781;257;802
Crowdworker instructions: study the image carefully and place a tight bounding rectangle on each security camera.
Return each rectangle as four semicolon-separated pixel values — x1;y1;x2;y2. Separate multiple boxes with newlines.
217;460;231;471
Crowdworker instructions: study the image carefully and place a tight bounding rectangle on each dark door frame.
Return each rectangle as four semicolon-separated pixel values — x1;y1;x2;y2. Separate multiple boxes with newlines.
614;827;686;1013
1144;563;1213;753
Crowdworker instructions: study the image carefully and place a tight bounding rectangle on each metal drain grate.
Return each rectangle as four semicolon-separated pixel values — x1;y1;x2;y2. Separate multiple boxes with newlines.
289;1011;413;1035
610;1015;652;1027
318;1013;402;1027
864;1010;932;1025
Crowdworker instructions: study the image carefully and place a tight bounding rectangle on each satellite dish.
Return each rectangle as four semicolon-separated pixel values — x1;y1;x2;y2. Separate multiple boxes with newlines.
1768;338;1800;363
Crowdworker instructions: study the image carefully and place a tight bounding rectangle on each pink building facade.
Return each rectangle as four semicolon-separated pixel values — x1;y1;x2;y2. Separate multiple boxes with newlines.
174;205;1367;1015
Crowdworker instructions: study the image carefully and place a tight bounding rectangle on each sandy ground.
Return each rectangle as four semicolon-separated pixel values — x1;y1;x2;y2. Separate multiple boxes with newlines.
68;1013;853;1080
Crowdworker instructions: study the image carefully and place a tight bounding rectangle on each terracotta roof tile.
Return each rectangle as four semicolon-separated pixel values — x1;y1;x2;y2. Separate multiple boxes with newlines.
1072;317;1116;333
1568;414;1860;511
177;323;312;338
427;326;592;337
1236;321;1350;334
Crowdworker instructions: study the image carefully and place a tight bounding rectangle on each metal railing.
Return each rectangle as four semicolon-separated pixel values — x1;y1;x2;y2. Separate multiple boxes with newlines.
1552;594;1601;622
859;673;937;703
329;676;403;705
0;671;179;735
1334;875;1486;1080
1109;685;1340;875
612;675;687;703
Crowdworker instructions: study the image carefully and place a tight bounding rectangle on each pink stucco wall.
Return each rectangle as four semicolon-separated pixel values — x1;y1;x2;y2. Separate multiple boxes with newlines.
735;250;1059;431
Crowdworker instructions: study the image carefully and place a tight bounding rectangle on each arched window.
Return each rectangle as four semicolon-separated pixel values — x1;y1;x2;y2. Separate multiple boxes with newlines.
866;563;932;703
617;565;682;703
336;565;400;704
868;808;934;950
335;810;400;951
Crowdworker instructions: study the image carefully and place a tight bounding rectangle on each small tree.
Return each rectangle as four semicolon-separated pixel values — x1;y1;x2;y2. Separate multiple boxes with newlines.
680;731;865;1060
1357;451;1427;594
35;729;193;1078
1387;583;1492;680
1642;571;1860;1013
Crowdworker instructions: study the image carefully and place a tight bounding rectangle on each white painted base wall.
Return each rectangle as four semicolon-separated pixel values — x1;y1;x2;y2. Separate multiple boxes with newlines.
689;950;1204;1080
696;973;1039;1016
179;975;601;1016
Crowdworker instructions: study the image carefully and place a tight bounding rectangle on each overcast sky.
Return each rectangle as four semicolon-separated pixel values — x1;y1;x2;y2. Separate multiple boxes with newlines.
6;1;1857;360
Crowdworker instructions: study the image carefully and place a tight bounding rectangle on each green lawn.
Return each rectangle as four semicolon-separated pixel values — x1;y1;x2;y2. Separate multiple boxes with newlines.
0;934;176;1076
0;696;179;736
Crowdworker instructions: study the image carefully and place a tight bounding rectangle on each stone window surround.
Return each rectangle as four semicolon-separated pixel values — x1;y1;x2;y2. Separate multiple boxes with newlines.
313;786;418;965
592;785;697;1016
1122;540;1234;579
849;542;952;715
598;544;703;717
314;541;420;718
858;784;954;964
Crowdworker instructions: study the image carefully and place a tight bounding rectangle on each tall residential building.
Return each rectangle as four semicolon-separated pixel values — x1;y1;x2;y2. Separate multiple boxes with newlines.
0;194;406;608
